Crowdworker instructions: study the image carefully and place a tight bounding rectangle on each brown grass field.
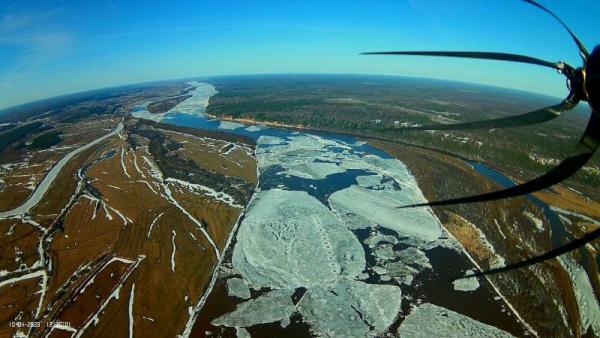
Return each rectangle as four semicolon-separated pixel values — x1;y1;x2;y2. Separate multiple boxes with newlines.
0;120;256;337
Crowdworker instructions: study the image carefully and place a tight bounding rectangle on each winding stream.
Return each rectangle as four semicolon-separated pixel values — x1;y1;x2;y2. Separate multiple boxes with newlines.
0;122;123;218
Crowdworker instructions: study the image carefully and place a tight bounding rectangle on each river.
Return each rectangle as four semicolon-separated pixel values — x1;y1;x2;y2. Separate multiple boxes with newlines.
0;122;123;218
133;81;531;337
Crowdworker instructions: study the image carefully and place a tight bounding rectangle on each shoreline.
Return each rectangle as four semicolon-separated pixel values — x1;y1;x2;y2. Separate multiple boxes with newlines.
208;114;599;222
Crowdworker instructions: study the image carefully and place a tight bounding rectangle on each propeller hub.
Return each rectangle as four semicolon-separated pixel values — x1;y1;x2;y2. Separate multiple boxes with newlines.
585;45;600;114
565;67;586;103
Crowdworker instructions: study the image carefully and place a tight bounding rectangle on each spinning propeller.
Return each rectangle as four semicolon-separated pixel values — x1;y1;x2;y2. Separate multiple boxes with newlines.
364;0;599;277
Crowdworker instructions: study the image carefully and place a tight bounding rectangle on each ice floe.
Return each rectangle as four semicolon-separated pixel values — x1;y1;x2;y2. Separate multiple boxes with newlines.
257;135;286;145
374;244;396;261
235;327;251;338
393;247;432;269
232;189;365;289
399;303;514;337
329;185;442;241
227;278;251;299
355;174;386;188
169;82;217;115
256;134;351;180
212;288;296;328
286;162;347;180
452;270;480;292
245;125;263;132
363;232;399;248
298;279;401;337
370;247;432;286
219;121;244;130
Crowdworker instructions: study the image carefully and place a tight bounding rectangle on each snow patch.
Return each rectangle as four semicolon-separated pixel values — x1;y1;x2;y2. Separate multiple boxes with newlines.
171;230;177;272
558;255;600;335
128;283;135;338
121;147;131;179
523;211;544;232
166;177;242;208
146;212;164;239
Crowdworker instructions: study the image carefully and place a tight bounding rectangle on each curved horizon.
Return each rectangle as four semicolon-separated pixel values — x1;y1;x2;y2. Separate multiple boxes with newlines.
0;72;567;113
1;0;598;110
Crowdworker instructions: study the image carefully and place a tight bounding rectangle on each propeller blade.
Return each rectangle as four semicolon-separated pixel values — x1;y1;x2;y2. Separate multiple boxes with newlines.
522;0;589;60
386;98;577;132
455;227;600;280
399;111;600;208
361;51;563;70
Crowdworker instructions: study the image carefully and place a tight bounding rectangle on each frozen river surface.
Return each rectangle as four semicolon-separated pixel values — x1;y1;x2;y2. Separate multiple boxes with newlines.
134;81;526;337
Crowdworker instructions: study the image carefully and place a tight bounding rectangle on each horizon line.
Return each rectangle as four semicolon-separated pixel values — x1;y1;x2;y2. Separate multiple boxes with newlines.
0;72;566;113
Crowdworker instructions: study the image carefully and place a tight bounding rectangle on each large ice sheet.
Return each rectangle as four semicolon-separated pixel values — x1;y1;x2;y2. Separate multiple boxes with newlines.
286;162;346;180
232;189;365;289
298;279;401;337
256;134;353;180
212;289;296;328
329;185;442;241
398;303;514;337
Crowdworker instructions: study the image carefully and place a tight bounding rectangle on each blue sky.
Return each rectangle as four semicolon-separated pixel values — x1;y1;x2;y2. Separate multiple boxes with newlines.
0;0;598;109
